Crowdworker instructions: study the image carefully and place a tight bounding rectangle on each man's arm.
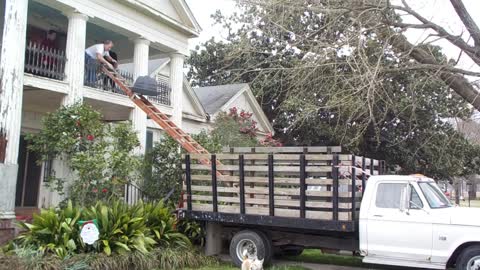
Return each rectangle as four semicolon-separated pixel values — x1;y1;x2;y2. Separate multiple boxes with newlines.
105;55;118;68
96;53;114;69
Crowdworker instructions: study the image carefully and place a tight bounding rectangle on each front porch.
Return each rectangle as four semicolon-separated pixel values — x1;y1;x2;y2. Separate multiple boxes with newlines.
0;1;174;107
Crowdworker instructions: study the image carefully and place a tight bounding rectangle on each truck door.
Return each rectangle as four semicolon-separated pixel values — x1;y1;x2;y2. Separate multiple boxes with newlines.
366;182;433;262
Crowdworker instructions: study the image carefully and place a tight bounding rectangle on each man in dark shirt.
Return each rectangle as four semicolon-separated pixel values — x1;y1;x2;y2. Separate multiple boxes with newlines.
103;51;118;91
40;30;59;77
41;30;58;49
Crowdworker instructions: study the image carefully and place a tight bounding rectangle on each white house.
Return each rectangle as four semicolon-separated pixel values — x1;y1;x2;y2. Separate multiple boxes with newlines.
0;0;273;243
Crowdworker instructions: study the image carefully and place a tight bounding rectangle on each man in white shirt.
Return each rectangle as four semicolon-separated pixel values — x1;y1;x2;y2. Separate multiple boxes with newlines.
84;40;117;85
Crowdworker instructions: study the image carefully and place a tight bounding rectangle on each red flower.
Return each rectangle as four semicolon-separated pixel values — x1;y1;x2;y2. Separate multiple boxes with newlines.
86;134;94;141
92;188;98;193
102;188;108;193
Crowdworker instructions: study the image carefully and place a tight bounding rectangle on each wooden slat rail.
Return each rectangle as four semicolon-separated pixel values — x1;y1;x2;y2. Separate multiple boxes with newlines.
223;146;342;153
183;152;385;222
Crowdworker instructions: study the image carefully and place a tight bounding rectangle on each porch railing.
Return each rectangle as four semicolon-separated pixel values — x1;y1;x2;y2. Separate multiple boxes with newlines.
84;61;134;95
124;182;150;205
147;75;171;106
24;41;67;80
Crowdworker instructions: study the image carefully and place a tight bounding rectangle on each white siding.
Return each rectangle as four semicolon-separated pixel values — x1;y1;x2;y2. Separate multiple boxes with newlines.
182;119;210;135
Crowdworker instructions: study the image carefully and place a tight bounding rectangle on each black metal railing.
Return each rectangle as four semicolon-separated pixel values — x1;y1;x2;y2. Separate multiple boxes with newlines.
147;75;171;106
124;182;150;205
84;61;134;94
24;41;67;80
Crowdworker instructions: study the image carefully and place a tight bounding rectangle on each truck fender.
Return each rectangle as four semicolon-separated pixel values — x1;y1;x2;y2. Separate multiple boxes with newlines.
446;241;480;268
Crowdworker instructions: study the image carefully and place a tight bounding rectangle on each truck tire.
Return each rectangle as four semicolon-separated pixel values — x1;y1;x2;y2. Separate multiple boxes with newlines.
256;230;273;264
456;245;480;270
229;230;272;267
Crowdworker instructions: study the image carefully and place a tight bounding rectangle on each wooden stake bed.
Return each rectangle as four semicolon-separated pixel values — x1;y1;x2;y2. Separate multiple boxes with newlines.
181;149;386;229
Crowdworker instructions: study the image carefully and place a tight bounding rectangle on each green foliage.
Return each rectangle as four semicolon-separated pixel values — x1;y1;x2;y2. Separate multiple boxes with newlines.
187;2;479;178
177;220;205;247
27;103;141;205
81;200;156;256
15;201;81;258
142;132;222;201
9;199;192;261
0;246;212;270
143;201;191;249
211;108;258;147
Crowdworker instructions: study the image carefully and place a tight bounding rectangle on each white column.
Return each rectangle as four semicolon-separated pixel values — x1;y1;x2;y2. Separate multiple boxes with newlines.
170;53;185;127
0;0;29;219
130;38;150;153
62;11;88;105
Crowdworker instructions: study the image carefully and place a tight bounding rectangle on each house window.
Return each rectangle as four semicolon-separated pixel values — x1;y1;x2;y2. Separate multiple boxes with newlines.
146;130;154;153
43;157;53;182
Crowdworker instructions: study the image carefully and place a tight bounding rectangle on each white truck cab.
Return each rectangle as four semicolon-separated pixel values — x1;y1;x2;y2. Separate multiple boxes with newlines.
360;175;480;270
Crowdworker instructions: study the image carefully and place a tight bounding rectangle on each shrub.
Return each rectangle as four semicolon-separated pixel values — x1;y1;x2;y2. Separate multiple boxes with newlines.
81;200;156;255
211;108;258;147
177;219;205;247
15;201;82;258
142;132;222;202
10;199;193;259
27;103;141;206
142;201;191;249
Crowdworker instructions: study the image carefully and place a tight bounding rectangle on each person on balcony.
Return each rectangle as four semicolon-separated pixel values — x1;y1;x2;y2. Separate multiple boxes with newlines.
103;51;118;91
41;30;58;50
40;30;59;78
84;40;118;86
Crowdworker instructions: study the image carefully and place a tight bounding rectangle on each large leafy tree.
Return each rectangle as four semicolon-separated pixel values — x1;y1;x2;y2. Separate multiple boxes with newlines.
187;1;480;179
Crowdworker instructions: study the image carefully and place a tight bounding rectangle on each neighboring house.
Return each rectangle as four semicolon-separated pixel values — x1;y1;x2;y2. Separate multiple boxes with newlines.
0;0;274;243
120;59;274;143
0;0;204;242
192;83;274;137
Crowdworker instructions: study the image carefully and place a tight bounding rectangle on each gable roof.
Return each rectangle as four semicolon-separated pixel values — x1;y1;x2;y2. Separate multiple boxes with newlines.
193;84;249;115
193;84;274;134
117;0;201;37
183;75;208;121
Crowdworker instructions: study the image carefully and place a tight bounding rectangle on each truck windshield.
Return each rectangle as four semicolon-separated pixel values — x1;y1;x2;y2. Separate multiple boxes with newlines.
418;182;452;209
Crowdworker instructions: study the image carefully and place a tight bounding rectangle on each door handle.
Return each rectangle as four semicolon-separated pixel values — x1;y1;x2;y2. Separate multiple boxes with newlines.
373;214;383;218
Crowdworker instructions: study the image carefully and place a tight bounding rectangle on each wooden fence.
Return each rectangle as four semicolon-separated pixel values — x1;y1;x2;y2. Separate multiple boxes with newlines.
182;151;385;222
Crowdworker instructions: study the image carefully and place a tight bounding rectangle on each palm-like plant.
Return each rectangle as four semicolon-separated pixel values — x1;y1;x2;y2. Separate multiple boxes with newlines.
16;201;81;258
142;201;191;248
82;200;156;255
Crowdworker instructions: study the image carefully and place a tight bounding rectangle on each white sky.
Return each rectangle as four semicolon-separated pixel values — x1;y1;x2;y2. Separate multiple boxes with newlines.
185;0;480;71
185;0;236;49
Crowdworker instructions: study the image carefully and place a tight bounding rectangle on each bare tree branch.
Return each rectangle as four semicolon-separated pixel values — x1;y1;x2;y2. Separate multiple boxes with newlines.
383;30;480;110
449;0;480;47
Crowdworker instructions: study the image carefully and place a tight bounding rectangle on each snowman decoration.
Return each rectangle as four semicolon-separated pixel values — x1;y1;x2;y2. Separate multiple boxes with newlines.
79;220;99;245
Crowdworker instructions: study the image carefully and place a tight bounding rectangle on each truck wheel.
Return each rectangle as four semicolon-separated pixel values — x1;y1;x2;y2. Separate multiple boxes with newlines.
456;245;480;270
229;230;271;267
256;230;272;264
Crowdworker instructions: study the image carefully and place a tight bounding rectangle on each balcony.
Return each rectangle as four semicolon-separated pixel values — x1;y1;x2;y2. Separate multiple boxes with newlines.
84;61;134;95
24;41;67;81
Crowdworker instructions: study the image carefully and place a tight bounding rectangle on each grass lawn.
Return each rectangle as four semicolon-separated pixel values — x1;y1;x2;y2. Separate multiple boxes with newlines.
284;249;363;267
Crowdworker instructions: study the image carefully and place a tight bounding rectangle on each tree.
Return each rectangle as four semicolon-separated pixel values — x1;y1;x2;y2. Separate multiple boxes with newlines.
27;103;141;205
187;0;480;178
